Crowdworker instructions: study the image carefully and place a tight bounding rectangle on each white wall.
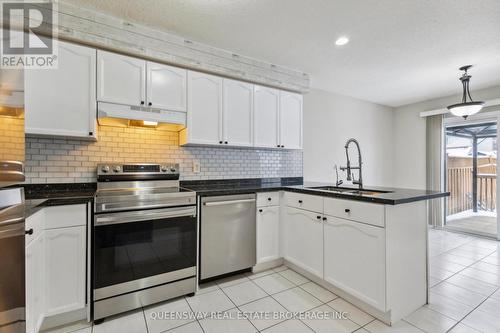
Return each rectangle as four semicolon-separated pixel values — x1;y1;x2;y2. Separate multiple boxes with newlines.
393;85;500;190
303;89;394;186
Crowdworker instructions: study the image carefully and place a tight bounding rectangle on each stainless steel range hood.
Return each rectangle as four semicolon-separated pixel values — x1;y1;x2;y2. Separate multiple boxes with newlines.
97;102;186;131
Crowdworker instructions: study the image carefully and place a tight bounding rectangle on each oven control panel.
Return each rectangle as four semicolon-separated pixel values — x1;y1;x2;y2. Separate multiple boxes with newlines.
97;163;179;175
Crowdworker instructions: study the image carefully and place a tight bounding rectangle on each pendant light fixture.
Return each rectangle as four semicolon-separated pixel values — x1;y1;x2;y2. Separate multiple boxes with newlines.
447;65;484;119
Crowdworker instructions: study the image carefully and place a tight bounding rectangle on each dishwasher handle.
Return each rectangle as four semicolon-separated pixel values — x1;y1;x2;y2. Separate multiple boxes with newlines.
203;198;256;207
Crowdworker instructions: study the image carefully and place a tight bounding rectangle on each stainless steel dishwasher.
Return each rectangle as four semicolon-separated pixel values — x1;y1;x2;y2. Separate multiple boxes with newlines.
200;193;256;280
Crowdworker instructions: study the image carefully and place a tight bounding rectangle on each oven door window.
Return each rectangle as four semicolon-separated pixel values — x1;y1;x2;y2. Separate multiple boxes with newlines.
94;214;196;289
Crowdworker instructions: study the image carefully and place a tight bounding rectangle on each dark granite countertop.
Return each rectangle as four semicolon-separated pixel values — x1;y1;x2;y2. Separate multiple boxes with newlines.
182;179;449;205
20;183;95;217
181;177;301;196
18;177;449;216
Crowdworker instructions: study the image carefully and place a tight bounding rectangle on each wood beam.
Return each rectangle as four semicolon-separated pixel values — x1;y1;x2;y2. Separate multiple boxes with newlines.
8;1;310;93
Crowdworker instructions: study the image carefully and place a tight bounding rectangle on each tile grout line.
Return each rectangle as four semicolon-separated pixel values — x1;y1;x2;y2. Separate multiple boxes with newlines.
430;246;496;291
141;307;150;333
217;281;262;332
428;232;500;332
445;284;500;332
183;294;207;333
407;232;495;332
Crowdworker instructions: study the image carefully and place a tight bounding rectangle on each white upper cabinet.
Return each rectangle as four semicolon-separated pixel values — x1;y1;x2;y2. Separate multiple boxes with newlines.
146;62;187;111
254;85;280;148
184;71;223;145
97;50;146;106
25;41;97;139
279;91;303;149
223;79;253;147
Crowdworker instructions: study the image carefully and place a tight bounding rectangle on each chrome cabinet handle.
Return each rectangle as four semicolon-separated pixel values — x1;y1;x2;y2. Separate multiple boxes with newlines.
96;207;196;226
203;199;256;207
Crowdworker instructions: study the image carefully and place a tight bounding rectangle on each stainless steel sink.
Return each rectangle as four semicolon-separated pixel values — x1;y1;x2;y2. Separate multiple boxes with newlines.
307;186;392;196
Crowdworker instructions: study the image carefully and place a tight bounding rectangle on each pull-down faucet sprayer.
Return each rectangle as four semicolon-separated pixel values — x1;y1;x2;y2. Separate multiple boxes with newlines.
339;138;363;189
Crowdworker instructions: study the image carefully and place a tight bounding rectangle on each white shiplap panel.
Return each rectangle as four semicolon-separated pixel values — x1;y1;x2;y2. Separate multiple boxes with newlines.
19;1;309;92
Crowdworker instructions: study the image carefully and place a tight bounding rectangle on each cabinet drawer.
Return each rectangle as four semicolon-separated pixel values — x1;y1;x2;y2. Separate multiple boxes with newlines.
285;192;323;213
324;198;384;227
44;204;87;229
257;192;280;207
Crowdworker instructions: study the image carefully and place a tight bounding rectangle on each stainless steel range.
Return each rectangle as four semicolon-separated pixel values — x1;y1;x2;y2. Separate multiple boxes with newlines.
92;163;197;321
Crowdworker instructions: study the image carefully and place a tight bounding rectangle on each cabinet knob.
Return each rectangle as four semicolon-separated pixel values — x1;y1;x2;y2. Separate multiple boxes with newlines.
224;141;228;144
259;209;263;213
219;141;223;144
322;217;327;221
345;209;351;213
140;101;145;105
298;200;303;204
281;145;285;148
267;197;272;201
148;102;152;106
277;145;280;147
25;228;33;235
316;215;321;220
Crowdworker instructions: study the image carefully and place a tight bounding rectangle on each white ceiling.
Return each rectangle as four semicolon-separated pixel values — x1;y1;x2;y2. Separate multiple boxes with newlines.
66;0;500;107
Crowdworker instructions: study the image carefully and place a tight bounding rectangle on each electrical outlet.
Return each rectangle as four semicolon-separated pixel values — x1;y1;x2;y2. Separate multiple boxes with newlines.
193;161;200;173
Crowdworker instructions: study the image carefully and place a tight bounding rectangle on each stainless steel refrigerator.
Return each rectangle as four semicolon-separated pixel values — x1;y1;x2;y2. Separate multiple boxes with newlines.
0;68;26;333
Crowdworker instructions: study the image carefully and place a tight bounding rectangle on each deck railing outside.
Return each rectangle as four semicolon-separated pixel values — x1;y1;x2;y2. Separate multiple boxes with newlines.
446;156;496;215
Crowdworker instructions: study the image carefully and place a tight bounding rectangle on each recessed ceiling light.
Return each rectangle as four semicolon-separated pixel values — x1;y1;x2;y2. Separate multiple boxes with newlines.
335;36;349;46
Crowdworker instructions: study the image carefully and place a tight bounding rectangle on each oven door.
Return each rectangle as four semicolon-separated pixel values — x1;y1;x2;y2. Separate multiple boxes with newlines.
93;206;197;301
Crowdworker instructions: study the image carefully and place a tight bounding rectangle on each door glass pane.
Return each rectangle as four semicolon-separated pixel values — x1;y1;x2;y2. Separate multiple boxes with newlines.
445;121;497;238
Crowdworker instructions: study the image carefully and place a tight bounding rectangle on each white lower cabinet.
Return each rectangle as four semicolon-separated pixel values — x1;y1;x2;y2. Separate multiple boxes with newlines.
44;226;86;316
26;219;45;333
283;207;323;278
323;215;386;311
25;204;88;333
256;206;280;264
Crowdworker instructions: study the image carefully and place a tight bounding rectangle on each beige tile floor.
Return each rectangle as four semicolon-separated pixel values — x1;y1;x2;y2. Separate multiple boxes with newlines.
49;229;500;333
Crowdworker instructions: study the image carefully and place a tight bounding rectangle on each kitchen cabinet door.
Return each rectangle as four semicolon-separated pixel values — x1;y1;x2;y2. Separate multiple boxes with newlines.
26;233;44;333
283;207;323;278
25;41;97;139
44;226;86;316
254;85;280;148
184;71;223;145
146;62;187;111
222;79;253;147
97;50;146;106
323;216;386;311
256;206;280;264
279;91;303;149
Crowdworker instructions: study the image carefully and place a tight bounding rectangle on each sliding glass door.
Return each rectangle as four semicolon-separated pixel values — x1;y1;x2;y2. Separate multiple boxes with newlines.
444;121;498;238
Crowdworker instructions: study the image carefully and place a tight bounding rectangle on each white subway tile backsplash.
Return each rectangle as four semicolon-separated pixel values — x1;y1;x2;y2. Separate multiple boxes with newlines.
24;125;303;183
